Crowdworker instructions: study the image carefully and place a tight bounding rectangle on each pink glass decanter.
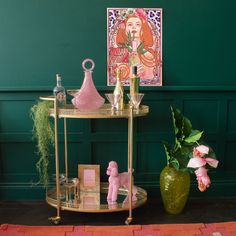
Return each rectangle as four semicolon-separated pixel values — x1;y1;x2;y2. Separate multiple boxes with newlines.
72;58;105;110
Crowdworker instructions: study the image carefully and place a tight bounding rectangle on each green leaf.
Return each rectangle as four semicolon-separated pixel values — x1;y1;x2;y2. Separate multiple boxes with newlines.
174;138;182;151
182;117;192;137
127;31;132;43
171;106;184;138
170;158;180;170
163;142;172;164
124;43;132;53
185;130;203;143
137;42;147;55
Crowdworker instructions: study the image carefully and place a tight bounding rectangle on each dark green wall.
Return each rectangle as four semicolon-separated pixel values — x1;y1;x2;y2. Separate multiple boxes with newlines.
0;0;236;200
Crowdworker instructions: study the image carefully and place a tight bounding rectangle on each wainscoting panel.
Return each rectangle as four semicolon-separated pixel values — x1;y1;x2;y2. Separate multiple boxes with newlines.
0;89;236;199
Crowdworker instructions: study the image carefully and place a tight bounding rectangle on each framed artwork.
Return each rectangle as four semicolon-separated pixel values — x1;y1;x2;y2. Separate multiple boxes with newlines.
107;8;162;86
78;164;100;192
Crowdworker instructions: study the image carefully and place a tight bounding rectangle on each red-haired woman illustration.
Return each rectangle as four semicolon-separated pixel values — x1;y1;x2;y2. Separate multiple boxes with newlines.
115;8;159;81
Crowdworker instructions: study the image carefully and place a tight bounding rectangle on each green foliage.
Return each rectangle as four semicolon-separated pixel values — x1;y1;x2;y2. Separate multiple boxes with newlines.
163;106;203;172
30;101;54;188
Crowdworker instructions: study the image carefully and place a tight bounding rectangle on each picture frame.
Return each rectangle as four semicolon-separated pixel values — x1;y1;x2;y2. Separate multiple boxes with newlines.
78;164;100;192
107;8;162;86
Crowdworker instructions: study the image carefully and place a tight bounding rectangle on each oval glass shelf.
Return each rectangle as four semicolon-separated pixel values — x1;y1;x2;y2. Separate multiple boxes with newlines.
46;182;147;213
40;96;149;119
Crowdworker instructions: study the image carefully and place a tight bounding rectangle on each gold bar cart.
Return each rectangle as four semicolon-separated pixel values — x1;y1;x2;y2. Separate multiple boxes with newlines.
40;96;149;225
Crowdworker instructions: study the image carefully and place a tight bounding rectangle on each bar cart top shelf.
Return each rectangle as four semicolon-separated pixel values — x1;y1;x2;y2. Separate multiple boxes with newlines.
40;96;149;119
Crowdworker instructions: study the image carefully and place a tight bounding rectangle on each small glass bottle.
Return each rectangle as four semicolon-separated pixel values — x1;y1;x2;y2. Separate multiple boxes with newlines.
53;74;66;107
129;66;140;97
113;69;124;110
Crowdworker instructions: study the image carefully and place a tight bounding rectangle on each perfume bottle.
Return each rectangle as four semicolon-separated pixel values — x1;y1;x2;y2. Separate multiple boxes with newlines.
53;74;66;107
129;66;140;97
113;68;124;110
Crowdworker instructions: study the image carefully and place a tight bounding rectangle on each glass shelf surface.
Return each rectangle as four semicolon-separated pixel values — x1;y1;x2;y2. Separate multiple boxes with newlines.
46;182;147;213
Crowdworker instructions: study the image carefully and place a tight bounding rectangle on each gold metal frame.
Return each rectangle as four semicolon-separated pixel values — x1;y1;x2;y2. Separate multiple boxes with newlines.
40;96;149;224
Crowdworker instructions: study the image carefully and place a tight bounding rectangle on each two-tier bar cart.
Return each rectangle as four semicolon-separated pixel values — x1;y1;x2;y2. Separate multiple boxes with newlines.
40;96;149;224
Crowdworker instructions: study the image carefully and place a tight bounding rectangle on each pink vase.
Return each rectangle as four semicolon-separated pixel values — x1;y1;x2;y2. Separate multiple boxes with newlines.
72;58;105;110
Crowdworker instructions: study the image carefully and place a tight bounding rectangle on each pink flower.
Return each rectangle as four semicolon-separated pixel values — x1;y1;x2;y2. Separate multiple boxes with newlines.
187;156;219;169
187;144;219;192
195;167;211;192
205;158;219;168
193;145;209;158
187;157;206;168
135;8;147;22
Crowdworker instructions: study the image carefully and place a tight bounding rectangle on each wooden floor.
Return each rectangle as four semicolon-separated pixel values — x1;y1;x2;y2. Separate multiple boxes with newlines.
0;197;236;226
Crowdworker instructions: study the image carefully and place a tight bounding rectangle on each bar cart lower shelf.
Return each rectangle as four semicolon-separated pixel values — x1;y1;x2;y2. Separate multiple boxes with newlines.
46;182;147;215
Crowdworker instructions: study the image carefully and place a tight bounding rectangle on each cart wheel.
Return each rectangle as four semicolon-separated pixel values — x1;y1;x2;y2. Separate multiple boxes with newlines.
125;217;132;225
49;216;61;225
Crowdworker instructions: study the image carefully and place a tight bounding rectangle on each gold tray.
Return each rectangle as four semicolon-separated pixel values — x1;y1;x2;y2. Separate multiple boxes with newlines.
46;182;147;213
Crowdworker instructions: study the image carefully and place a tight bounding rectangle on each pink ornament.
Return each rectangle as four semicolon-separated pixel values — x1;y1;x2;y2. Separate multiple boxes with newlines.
106;161;137;204
72;58;105;110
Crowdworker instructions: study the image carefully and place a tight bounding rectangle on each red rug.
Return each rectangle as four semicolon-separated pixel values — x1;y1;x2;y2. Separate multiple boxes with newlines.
0;222;236;236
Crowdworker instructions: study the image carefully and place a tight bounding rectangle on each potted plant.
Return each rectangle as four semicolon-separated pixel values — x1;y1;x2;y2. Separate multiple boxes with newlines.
30;101;54;188
160;106;219;214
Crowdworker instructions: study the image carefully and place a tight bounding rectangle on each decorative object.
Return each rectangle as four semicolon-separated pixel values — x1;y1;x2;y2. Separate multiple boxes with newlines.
113;68;124;110
51;173;67;200
129;66;140;96
53;74;66;107
160;165;190;214
30;101;54;188
160;106;219;214
63;177;79;207
107;8;162;86
127;93;144;110
78;164;100;192
106;161;137;204
105;93;121;110
67;89;80;97
72;58;105;110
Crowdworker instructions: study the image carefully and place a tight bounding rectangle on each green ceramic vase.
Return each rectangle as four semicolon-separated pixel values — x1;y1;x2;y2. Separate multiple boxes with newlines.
160;165;190;214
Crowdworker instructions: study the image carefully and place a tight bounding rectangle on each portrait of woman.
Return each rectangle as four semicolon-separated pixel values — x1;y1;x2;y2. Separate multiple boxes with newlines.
107;8;162;86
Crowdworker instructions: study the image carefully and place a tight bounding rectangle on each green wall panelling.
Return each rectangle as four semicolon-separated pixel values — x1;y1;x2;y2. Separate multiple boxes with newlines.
225;142;236;172
227;100;236;133
91;119;127;133
92;142;128;180
0;1;236;89
183;99;219;133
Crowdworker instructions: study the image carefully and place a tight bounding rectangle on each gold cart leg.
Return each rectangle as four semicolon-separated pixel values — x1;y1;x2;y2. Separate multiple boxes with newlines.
126;105;134;225
50;98;61;224
64;118;68;178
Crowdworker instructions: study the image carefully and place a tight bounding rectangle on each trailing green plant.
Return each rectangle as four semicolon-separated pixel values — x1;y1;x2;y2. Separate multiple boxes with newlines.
30;101;54;188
